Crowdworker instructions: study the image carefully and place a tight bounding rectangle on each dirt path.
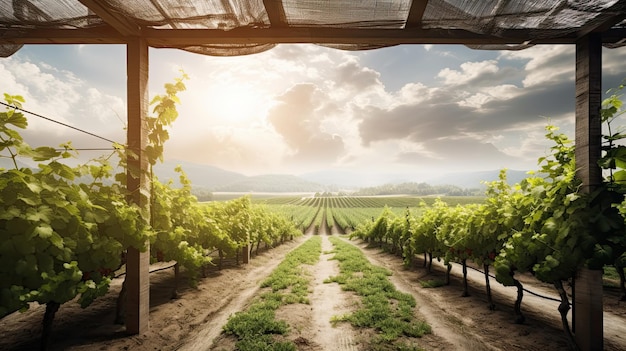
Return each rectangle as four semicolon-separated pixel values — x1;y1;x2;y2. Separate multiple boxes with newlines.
340;236;491;351
307;235;358;350
179;245;299;351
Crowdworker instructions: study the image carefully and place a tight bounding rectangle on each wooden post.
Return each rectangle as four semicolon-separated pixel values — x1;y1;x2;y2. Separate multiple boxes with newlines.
241;243;250;264
574;33;603;351
125;37;151;334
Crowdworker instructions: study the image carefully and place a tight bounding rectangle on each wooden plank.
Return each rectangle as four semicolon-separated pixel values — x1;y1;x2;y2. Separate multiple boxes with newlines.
142;27;579;46
576;1;626;38
263;0;288;27
574;33;603;351
241;245;250;264
78;0;141;36
1;27;624;46
575;33;603;193
0;27;592;45
125;37;150;335
406;0;428;28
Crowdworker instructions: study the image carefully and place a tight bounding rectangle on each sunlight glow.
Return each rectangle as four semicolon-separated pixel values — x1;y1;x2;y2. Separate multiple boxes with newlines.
204;83;267;124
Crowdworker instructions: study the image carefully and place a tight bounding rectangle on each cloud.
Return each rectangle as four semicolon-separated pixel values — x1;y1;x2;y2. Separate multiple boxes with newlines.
395;137;514;171
394;82;432;105
357;99;471;146
352;45;589;175
500;45;574;87
603;47;626;90
437;60;499;86
267;83;346;167
148;45;372;174
335;56;382;90
0;56;125;151
358;77;575;145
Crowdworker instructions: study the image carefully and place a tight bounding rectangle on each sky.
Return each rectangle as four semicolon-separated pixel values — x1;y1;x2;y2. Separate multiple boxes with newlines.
1;43;626;183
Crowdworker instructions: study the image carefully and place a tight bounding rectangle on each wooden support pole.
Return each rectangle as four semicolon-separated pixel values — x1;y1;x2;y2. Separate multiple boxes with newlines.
574;33;603;351
241;243;250;264
125;37;150;335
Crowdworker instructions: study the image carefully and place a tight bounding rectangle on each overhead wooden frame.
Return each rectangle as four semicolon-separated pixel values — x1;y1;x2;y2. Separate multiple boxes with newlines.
2;0;625;48
2;27;626;46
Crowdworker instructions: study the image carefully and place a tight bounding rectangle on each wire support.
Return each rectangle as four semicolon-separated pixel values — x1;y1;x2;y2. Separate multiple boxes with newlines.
464;263;567;305
54;148;119;151
114;261;178;278
0;101;120;144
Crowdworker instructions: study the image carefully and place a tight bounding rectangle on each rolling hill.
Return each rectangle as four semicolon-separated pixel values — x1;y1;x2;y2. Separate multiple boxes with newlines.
153;160;530;193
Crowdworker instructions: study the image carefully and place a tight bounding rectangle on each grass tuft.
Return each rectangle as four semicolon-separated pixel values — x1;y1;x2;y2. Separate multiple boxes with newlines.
419;279;447;288
223;236;321;350
327;237;431;350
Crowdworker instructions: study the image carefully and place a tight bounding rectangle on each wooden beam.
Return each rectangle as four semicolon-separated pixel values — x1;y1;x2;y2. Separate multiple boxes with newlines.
143;27;576;46
406;0;428;28
1;26;624;46
78;0;141;36
575;35;603;192
125;37;150;335
576;1;626;38
574;32;603;351
263;0;288;27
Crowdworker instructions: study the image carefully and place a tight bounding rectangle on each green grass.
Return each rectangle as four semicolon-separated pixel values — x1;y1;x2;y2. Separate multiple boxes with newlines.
327;236;431;350
419;279;447;288
222;236;321;350
603;266;624;288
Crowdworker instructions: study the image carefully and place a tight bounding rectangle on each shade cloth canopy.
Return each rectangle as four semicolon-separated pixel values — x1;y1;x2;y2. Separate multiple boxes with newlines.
1;0;625;57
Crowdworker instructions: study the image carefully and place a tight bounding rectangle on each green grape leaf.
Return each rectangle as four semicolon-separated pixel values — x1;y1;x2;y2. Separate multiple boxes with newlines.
612;170;626;183
5;111;28;129
34;224;53;239
48;162;76;180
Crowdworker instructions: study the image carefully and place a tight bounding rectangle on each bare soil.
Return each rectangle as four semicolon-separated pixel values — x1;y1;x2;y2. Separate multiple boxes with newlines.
2;229;625;351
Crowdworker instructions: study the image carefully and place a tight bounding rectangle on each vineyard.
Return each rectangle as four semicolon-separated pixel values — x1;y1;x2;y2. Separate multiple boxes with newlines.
2;80;626;351
258;195;484;235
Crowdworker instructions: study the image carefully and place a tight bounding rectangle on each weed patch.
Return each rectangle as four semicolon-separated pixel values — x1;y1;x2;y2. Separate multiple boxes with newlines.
419;279;446;288
327;237;431;350
223;236;321;349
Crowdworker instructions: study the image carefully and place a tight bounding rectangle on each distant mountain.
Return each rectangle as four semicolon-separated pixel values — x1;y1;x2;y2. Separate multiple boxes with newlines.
153;160;247;189
154;161;330;192
301;169;530;190
216;174;332;192
152;160;530;193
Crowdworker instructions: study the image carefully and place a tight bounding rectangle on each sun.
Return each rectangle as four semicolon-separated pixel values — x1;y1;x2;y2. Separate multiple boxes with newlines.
205;83;266;124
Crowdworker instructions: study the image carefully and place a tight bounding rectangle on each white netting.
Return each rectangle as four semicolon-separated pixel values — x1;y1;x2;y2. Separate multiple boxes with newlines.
0;0;624;56
102;0;269;29
283;0;411;27
0;43;22;57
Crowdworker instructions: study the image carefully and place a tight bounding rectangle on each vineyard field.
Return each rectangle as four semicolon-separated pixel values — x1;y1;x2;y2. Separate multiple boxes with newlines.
3;84;626;351
248;194;486;233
